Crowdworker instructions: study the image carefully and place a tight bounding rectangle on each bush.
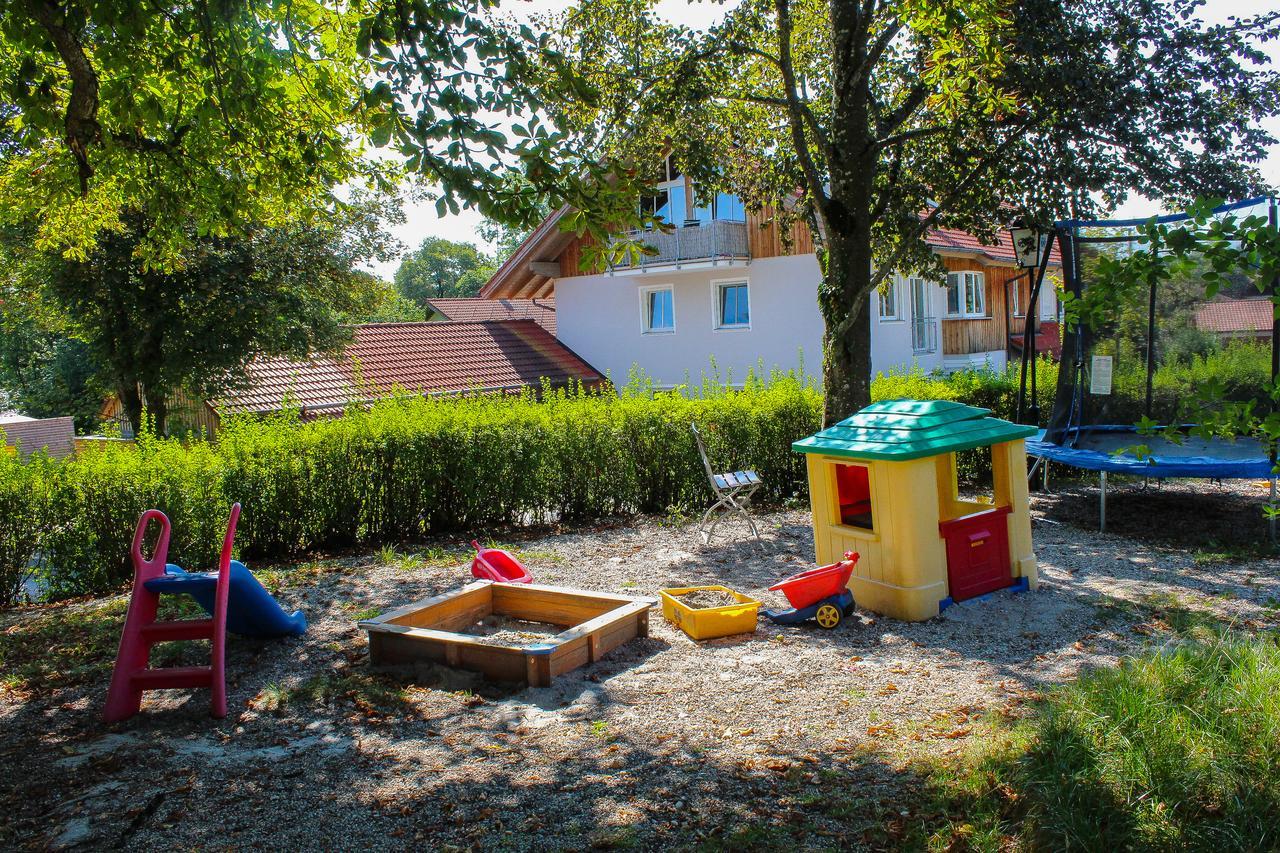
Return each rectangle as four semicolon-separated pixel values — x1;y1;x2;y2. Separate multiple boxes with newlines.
0;447;51;608
7;376;821;602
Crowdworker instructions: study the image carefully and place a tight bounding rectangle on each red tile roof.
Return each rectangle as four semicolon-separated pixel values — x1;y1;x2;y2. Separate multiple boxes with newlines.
1194;298;1274;334
426;297;556;334
926;227;1062;265
218;320;603;416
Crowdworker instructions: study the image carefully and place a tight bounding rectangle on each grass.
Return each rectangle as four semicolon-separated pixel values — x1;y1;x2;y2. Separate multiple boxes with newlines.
916;633;1280;850
0;594;209;696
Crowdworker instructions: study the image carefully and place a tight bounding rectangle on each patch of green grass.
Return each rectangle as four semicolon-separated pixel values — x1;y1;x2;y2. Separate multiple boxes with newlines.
287;672;409;714
1191;540;1274;565
256;560;330;594
590;719;612;740
348;605;381;621
918;634;1280;850
0;599;128;696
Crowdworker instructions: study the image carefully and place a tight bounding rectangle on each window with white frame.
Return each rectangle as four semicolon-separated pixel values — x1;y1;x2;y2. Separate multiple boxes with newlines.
1010;279;1023;317
714;280;750;329
945;271;987;318
878;277;902;321
641;285;675;333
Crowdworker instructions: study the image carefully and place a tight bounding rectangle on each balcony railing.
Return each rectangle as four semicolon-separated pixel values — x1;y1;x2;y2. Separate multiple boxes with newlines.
609;219;749;271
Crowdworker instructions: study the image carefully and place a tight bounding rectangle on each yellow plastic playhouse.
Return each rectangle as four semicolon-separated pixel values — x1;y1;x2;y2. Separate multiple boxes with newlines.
792;399;1038;622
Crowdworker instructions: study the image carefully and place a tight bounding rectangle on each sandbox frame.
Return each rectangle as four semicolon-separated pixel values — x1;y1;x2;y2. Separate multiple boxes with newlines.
359;581;656;687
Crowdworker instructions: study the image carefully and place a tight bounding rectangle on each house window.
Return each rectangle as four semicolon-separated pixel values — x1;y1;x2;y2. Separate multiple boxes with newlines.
641;285;675;334
1010;279;1022;317
945;271;986;318
834;463;874;531
714;280;750;328
878;277;902;321
714;193;745;222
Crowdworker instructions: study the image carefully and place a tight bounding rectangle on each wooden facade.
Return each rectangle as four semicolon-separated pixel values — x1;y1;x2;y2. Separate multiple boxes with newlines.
940;257;1018;356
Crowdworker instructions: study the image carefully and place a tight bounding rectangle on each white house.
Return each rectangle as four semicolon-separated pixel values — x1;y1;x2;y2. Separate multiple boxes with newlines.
481;157;1060;388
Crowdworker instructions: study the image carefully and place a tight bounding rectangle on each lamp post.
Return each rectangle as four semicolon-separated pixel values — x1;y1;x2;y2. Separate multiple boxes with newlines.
1010;220;1054;426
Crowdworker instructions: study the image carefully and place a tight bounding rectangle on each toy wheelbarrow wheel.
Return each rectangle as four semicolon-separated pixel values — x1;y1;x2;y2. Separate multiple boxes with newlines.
815;602;842;629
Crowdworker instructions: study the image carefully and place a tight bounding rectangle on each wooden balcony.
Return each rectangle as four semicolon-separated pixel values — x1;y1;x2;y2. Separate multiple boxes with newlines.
609;220;749;271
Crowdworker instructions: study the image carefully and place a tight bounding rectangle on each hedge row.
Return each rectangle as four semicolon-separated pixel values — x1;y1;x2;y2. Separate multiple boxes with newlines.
0;378;821;606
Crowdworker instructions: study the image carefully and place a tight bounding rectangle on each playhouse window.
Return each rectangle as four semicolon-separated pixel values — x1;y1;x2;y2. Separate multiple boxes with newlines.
834;463;874;530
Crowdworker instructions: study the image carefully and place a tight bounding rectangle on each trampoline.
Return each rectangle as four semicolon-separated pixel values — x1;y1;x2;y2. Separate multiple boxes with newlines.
1012;197;1280;532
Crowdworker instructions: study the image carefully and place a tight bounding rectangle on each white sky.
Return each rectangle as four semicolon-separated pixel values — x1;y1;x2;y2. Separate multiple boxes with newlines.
368;0;1280;280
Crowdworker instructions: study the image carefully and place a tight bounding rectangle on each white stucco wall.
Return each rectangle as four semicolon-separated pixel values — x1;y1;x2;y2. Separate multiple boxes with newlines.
555;255;826;388
553;255;1022;387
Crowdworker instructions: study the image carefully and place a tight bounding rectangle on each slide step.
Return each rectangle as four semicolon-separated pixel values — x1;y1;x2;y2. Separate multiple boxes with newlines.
130;666;213;690
141;619;216;643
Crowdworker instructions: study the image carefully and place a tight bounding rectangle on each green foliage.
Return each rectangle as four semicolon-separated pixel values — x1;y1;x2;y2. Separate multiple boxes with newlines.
3;377;820;603
0;448;51;607
28;206;395;436
1069;203;1280;452
924;636;1280;850
394;237;496;304
0;0;393;267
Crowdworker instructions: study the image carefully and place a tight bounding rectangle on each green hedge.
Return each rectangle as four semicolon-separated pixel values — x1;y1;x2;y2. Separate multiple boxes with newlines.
0;378;821;606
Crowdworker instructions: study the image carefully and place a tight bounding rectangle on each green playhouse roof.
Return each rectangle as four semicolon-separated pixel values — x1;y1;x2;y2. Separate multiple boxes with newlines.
792;399;1038;462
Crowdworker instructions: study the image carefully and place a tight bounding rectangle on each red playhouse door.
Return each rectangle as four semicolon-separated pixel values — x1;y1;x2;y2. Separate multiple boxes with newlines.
938;506;1012;602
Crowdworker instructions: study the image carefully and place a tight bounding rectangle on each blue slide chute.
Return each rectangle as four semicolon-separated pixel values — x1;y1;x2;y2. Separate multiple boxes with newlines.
145;561;308;638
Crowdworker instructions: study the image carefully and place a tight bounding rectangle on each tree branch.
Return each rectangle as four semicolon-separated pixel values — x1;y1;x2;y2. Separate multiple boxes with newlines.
773;0;828;213
867;121;1030;291
30;0;101;194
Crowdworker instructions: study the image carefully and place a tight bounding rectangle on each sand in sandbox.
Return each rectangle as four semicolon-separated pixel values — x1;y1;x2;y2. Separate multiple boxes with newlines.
462;614;564;646
673;589;743;609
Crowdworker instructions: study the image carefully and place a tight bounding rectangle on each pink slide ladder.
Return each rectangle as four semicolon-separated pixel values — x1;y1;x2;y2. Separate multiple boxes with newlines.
103;504;240;722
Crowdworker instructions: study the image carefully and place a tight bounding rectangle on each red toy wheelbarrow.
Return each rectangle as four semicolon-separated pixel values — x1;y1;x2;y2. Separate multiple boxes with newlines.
763;552;859;628
471;541;534;584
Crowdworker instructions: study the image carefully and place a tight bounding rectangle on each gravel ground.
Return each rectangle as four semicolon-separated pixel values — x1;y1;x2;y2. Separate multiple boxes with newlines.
3;478;1279;851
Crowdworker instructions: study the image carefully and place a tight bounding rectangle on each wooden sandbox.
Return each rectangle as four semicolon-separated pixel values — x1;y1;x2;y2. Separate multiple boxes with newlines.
359;581;656;687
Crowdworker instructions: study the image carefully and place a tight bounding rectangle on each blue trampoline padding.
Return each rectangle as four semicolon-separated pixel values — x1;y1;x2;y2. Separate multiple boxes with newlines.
144;561;307;638
1027;427;1275;479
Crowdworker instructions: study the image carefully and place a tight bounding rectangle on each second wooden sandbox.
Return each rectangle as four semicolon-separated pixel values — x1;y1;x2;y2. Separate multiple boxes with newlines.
359;581;656;686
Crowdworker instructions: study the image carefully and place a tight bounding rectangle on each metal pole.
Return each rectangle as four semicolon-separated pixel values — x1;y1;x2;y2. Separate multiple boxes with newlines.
1145;251;1158;420
1043;458;1050;492
1271;479;1276;545
1099;470;1107;532
1269;200;1278;546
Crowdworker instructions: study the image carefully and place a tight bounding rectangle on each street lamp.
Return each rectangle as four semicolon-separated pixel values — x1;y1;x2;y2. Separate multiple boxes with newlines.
1009;220;1049;269
1008;219;1052;427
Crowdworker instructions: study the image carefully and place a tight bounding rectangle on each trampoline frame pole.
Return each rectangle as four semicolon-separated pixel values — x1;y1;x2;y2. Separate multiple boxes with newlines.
1099;471;1107;532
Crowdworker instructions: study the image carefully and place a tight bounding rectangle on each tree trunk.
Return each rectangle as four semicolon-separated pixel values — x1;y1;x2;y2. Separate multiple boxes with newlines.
148;391;169;438
117;380;143;437
818;228;876;426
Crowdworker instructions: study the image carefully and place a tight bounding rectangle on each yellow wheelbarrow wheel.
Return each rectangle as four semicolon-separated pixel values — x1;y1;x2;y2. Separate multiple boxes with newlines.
815;602;842;629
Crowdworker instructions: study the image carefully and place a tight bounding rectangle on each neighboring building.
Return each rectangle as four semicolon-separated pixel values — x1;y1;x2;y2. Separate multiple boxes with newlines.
0;414;76;459
480;157;1061;387
102;320;604;436
1194;297;1274;343
425;297;557;335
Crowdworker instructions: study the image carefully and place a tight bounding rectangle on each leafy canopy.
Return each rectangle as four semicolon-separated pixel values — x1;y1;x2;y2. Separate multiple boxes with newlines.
394;236;495;304
0;0;391;266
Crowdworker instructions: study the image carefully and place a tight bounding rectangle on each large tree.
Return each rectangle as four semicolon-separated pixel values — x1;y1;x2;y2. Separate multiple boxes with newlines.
0;0;404;266
16;202;398;435
518;0;1279;422
394;237;495;304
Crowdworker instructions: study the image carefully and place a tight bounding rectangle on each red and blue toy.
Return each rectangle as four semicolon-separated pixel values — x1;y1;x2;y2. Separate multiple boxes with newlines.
470;540;534;584
104;504;306;722
763;552;859;628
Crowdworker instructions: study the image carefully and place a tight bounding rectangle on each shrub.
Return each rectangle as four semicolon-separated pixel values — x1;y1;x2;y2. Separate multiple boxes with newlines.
8;375;822;602
0;447;50;608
